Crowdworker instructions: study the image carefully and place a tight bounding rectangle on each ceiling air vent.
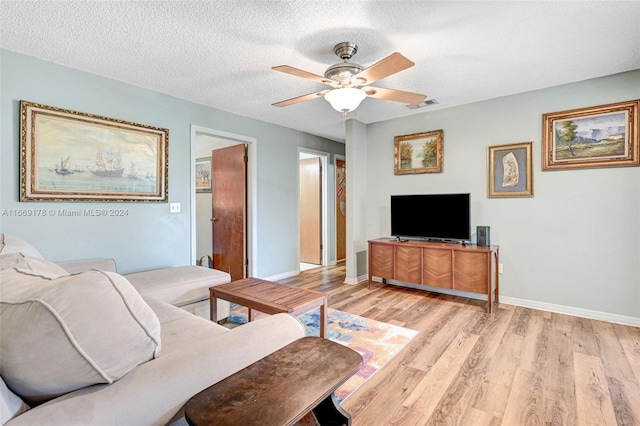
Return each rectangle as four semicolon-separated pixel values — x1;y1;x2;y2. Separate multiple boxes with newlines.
406;99;438;110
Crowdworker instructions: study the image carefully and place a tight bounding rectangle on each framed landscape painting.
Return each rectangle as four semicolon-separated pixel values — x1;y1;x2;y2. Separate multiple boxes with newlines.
542;100;639;171
20;101;169;202
394;130;443;175
488;142;533;198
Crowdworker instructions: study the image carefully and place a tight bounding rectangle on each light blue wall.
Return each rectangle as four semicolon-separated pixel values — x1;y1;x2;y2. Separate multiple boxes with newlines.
0;50;344;275
365;70;640;320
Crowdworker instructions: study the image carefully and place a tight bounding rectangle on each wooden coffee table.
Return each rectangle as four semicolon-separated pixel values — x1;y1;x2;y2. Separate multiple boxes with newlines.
184;337;363;426
210;277;329;338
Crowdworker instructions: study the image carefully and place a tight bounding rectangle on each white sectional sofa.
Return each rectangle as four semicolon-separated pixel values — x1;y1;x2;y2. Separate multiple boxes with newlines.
0;234;306;425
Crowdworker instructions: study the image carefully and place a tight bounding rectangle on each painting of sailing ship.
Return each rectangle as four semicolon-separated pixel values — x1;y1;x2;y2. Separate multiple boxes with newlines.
20;101;168;202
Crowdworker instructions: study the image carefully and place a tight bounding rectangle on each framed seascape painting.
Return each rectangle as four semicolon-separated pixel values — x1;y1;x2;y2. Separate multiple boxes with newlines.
488;142;533;198
195;157;212;193
394;130;443;175
20;101;169;202
542;100;639;171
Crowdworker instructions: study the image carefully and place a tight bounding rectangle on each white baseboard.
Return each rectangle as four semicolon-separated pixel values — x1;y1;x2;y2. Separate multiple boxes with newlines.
261;270;300;282
343;274;368;285
258;272;639;327
500;296;640;327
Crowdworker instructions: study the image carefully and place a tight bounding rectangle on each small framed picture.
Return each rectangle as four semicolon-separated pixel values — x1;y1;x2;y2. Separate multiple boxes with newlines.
195;157;211;193
488;142;533;198
542;100;639;171
394;130;443;175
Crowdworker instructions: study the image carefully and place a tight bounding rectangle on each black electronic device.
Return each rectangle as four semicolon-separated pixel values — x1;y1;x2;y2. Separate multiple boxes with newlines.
390;193;471;242
477;226;490;246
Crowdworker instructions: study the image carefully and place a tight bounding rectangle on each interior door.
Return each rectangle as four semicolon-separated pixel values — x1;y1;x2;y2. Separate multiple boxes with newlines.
212;144;246;281
336;158;346;261
299;157;322;264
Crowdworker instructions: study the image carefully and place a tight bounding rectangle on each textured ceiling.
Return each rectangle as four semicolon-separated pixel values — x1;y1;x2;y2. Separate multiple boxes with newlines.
1;1;639;142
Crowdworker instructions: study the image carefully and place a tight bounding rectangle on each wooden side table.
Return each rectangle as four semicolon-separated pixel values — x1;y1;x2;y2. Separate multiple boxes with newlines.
185;337;363;426
210;277;329;338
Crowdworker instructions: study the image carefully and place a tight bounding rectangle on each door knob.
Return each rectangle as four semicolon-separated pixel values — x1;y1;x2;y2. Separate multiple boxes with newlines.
210;217;219;222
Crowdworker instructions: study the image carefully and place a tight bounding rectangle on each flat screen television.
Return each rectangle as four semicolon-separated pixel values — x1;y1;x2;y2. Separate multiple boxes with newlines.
390;193;471;242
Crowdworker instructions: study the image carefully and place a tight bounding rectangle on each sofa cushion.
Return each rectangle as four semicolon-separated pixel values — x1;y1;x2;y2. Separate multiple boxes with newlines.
0;253;69;278
0;377;29;425
0;268;161;405
125;265;230;306
0;235;43;259
2;313;306;426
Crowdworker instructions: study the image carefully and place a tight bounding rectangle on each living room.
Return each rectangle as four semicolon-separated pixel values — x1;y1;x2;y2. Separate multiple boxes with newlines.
1;1;638;324
1;1;639;425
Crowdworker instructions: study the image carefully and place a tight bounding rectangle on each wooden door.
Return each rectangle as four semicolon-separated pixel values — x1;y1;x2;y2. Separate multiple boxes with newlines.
395;245;422;284
423;248;453;289
212;144;246;281
299;157;322;264
336;159;346;261
369;242;394;279
453;251;489;293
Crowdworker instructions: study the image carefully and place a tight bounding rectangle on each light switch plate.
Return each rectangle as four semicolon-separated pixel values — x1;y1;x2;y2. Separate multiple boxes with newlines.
170;203;181;213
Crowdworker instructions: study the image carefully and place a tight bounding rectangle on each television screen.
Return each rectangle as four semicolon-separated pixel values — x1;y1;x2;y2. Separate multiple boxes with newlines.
390;193;470;241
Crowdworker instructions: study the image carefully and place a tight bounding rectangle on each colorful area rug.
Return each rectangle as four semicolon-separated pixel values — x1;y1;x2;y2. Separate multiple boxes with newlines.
226;305;419;402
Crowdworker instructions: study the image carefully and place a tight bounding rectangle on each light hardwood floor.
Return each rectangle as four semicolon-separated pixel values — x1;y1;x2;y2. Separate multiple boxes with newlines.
277;263;640;426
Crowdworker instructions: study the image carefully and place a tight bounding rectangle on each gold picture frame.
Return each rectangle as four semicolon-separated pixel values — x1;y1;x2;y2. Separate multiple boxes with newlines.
20;101;169;202
394;129;443;175
488;142;533;198
542;100;639;171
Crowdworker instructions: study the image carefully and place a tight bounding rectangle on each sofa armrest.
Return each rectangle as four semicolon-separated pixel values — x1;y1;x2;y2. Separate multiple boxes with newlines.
56;258;117;274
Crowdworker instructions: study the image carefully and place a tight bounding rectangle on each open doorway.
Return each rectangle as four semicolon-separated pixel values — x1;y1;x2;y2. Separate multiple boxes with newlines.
299;149;328;272
190;126;257;277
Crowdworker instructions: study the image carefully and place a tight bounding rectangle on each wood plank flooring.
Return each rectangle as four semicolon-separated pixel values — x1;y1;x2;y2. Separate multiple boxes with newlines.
277;263;640;426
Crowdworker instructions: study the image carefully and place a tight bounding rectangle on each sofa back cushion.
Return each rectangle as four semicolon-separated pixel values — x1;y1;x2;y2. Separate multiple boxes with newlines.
0;235;43;259
0;268;161;405
0;377;29;425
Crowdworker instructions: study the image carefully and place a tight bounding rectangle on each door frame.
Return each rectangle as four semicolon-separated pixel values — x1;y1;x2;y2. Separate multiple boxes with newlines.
298;148;329;267
190;125;258;277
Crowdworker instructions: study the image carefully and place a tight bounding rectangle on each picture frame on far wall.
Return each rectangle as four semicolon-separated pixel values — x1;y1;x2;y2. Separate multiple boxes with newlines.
195;157;212;193
542;99;639;171
20;100;169;202
394;129;443;175
488;141;533;198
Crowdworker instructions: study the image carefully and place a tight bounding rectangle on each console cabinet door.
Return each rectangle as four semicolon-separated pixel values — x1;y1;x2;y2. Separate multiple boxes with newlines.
370;243;394;280
453;251;488;293
395;246;422;284
423;248;453;289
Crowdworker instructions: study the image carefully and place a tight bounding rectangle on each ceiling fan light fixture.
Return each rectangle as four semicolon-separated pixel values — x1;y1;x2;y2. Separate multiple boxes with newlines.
324;87;366;112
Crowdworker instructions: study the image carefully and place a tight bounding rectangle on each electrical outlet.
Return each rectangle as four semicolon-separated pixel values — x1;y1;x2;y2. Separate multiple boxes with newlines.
170;203;181;213
498;263;504;274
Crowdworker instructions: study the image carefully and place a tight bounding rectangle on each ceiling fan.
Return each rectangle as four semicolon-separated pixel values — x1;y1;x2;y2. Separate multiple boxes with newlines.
272;42;427;113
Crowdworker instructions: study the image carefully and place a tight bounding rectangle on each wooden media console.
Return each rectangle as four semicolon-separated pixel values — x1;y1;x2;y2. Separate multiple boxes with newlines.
368;238;499;312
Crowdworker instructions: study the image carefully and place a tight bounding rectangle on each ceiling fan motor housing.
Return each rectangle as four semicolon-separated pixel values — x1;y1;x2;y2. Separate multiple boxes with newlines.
324;42;364;85
324;62;364;85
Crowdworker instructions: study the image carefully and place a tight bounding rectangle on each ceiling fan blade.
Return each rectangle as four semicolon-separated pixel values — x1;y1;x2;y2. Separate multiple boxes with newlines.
362;86;427;105
353;52;415;85
272;90;330;107
272;65;334;86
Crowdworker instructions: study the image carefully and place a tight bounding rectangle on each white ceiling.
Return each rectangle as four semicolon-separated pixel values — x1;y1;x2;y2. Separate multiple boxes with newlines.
2;1;639;142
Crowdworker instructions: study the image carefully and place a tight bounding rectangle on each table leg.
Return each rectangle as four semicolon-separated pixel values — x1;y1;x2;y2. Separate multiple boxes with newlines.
248;308;254;322
320;298;328;338
312;393;351;426
210;293;218;322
